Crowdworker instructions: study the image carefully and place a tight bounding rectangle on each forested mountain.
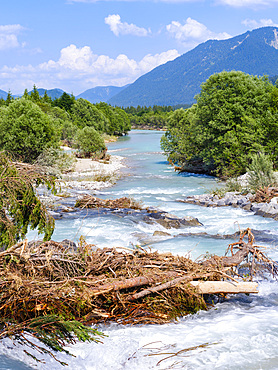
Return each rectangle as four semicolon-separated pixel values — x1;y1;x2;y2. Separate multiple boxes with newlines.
0;90;8;99
109;26;278;107
34;88;65;99
76;85;129;103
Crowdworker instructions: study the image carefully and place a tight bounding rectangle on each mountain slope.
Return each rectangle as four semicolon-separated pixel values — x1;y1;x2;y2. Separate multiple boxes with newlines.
0;89;8;99
109;27;278;107
36;88;65;99
76;85;129;104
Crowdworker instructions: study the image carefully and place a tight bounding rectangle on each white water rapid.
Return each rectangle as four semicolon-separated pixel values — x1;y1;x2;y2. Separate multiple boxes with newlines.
1;130;278;370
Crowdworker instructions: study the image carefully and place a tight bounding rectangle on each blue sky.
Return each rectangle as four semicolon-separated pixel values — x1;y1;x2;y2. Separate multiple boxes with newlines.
0;0;278;95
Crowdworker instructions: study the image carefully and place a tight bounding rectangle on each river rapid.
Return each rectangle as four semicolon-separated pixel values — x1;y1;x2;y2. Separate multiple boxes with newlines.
1;130;278;369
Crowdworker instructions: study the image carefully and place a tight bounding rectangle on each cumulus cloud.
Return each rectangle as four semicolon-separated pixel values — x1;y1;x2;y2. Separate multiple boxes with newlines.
0;44;179;94
105;14;150;36
242;18;278;28
166;18;231;48
0;24;25;50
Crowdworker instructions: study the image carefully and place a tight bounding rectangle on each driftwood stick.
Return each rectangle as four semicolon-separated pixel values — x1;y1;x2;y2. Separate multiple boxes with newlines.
202;242;252;268
129;272;212;301
91;276;156;295
190;281;258;294
91;272;181;296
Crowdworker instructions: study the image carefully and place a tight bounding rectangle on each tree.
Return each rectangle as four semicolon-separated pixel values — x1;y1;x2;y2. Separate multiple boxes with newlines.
74;126;106;157
71;98;108;132
161;71;278;177
53;92;75;112
0;98;59;163
0;151;55;249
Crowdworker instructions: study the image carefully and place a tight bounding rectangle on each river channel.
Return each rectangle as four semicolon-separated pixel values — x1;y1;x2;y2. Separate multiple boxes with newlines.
1;130;278;369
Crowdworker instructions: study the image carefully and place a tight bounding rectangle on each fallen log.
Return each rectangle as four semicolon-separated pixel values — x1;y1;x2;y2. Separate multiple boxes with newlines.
190;281;258;294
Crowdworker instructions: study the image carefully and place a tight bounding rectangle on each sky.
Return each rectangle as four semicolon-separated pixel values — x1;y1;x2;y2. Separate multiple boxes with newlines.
0;0;278;95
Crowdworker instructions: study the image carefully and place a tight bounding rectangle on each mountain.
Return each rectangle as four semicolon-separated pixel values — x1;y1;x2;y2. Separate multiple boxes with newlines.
0;89;8;99
76;85;129;104
35;88;65;99
109;27;278;107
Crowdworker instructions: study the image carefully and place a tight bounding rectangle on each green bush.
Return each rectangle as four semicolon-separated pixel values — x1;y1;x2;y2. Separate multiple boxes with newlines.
74;126;106;157
35;147;76;177
247;153;277;192
0;98;59;162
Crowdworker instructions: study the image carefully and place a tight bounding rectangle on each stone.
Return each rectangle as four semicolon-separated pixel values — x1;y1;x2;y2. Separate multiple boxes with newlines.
153;231;171;237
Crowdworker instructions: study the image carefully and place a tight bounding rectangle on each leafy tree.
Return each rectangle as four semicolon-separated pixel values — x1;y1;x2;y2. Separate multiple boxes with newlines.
71;99;108;132
0;98;59;163
53;92;75;112
162;71;278;177
74;126;106;157
96;102;130;135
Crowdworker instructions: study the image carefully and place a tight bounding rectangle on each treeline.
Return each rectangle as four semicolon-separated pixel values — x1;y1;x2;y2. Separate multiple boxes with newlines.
0;86;131;163
123;104;191;130
161;71;278;178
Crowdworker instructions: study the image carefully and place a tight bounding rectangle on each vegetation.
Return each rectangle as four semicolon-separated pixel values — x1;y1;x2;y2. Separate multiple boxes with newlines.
0;99;59;163
124;105;174;129
0;87;130;163
0;152;56;249
246;152;277;192
75;126;106;157
109;27;278;107
161;71;278;178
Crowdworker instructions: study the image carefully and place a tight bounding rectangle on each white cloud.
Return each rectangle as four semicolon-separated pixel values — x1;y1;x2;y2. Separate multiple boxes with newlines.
0;44;179;94
166;18;231;49
242;18;278;28
216;0;278;7
0;24;25;50
105;14;150;36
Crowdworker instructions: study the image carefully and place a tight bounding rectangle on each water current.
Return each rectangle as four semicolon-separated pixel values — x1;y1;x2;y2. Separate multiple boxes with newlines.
1;130;278;369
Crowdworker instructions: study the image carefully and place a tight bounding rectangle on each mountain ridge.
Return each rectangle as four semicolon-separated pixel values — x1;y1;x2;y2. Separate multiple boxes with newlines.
108;26;278;107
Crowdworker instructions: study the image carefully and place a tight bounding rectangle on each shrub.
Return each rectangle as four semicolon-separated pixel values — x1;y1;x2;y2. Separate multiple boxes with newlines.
0;98;59;163
247;152;277;192
74;126;106;157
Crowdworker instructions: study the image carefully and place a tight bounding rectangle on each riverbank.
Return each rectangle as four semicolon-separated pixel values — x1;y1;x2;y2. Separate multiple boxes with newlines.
179;189;278;221
59;154;125;191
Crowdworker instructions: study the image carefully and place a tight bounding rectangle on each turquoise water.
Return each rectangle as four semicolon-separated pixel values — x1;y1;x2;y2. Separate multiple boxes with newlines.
2;130;278;369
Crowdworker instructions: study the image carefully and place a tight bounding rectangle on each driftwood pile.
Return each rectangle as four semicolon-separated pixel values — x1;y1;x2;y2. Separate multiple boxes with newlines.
0;229;277;363
75;195;143;210
252;186;278;203
0;229;276;325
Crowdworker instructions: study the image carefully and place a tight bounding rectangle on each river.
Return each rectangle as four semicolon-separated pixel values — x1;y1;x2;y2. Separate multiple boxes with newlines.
1;130;278;369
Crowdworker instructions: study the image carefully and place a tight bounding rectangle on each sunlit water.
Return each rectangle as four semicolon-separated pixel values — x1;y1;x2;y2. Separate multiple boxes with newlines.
1;130;278;369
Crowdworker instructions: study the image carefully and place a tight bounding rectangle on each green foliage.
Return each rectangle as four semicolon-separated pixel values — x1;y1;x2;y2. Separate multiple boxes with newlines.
246;152;277;192
0;98;60;163
96;102;131;135
161;71;278;177
0;152;56;249
35;147;76;177
71;98;108;132
109;27;278;107
53;92;75;112
1;315;104;366
75;126;106;157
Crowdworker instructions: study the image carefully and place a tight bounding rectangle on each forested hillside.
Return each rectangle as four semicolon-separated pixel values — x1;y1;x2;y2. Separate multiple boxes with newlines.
109;27;278;107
